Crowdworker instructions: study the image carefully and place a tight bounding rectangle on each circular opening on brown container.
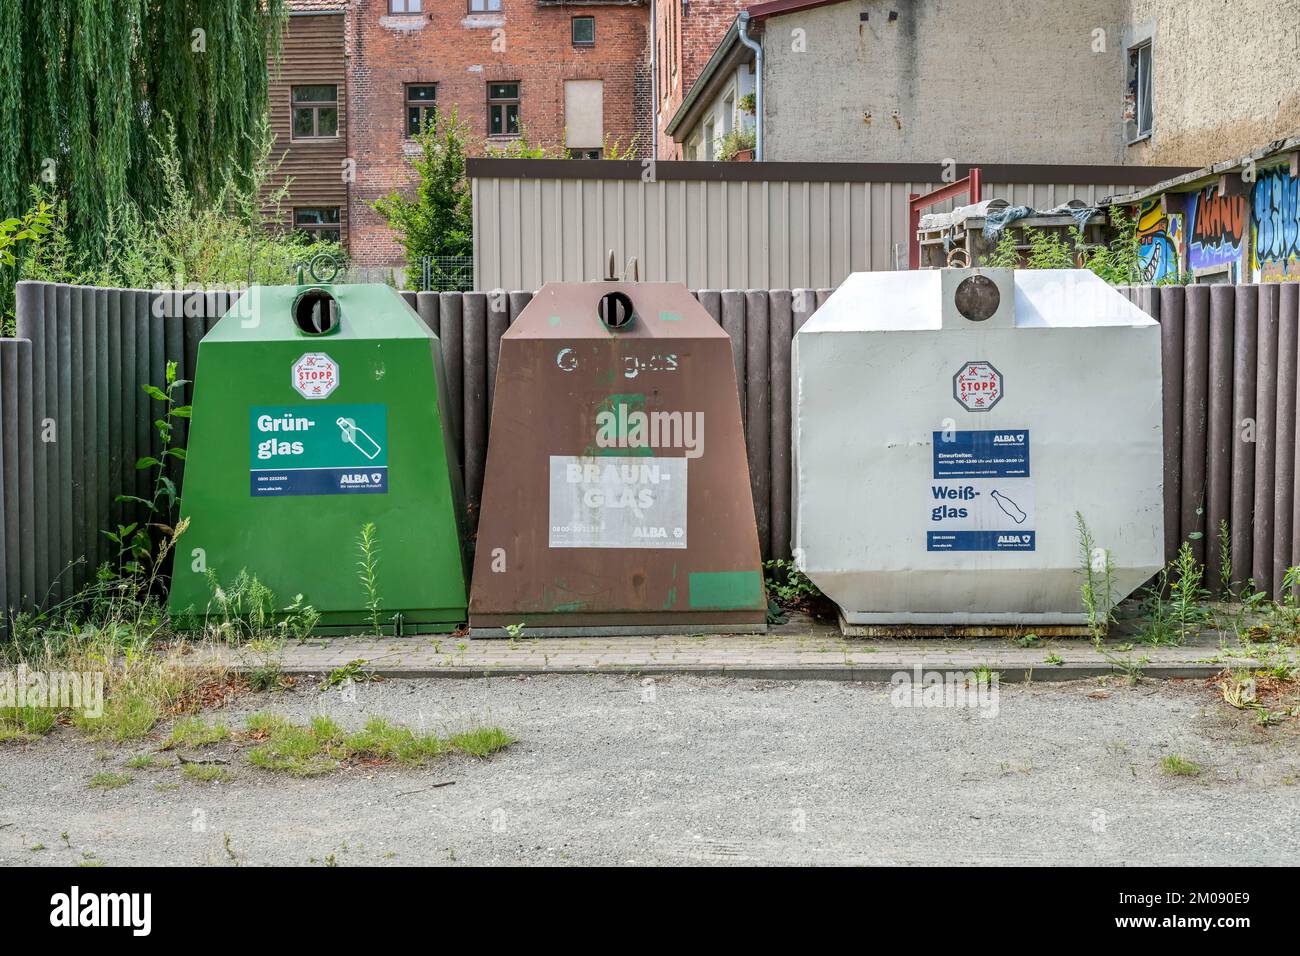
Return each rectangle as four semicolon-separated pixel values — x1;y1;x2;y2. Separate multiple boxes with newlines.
293;288;338;335
597;291;635;330
954;274;1000;322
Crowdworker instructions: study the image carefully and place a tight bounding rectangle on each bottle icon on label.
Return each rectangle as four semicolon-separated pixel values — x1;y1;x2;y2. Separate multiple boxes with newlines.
990;489;1027;524
337;417;382;460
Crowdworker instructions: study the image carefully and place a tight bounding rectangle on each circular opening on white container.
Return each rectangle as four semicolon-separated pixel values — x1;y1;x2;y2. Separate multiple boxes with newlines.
954;275;1000;322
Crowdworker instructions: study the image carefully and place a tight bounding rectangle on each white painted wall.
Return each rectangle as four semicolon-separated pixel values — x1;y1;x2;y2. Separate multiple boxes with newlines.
683;62;757;160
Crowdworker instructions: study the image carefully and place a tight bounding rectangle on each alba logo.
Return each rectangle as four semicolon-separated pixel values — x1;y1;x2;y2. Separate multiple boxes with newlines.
49;886;152;936
992;433;1025;444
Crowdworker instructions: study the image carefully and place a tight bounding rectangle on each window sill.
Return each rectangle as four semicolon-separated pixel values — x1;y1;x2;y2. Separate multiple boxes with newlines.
1126;132;1152;146
290;136;341;144
379;15;427;30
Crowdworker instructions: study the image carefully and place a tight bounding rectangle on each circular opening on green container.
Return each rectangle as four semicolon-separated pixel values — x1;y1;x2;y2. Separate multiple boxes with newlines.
597;291;635;330
293;288;338;335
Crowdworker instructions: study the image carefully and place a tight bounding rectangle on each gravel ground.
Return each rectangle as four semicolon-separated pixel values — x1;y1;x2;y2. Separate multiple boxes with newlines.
1;675;1297;866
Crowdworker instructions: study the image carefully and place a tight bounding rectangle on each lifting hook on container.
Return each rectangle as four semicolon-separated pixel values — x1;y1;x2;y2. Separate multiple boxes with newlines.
296;251;343;285
603;249;640;282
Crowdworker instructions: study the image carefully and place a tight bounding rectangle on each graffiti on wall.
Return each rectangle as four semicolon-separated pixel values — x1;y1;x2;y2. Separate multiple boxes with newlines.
1252;167;1300;282
1186;185;1246;272
1137;200;1183;283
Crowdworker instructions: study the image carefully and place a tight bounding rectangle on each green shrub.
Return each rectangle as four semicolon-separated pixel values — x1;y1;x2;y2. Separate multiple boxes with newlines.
373;108;473;291
6;115;345;320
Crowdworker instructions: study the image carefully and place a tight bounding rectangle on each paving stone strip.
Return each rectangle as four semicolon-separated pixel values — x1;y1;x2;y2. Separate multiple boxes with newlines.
196;617;1269;682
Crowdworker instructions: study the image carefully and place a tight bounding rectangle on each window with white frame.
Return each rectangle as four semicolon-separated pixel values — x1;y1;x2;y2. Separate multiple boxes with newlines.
1128;40;1153;139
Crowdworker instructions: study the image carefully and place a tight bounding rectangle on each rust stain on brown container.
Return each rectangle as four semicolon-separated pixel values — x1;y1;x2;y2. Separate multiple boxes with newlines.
470;282;766;632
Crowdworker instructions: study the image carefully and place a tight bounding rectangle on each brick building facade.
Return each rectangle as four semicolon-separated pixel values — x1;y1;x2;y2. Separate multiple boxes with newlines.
345;0;651;268
654;0;746;159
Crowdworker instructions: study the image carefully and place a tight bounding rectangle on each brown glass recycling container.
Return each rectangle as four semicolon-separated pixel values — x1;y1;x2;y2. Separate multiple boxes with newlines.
469;281;766;635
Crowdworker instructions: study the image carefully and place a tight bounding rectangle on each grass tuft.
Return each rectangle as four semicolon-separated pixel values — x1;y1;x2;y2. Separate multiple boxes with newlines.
88;771;133;790
182;763;231;783
450;726;517;758
1160;754;1202;777
163;716;231;750
242;712;513;775
346;717;448;763
0;705;58;742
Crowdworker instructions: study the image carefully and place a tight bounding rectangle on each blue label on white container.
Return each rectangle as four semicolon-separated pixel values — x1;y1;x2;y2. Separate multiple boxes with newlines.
928;430;1035;552
932;429;1030;478
927;530;1036;551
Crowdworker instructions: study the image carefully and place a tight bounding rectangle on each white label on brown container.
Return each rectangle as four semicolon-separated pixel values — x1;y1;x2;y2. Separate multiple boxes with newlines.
548;455;687;549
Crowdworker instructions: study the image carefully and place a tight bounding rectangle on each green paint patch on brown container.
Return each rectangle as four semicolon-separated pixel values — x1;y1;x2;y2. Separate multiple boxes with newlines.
688;570;765;610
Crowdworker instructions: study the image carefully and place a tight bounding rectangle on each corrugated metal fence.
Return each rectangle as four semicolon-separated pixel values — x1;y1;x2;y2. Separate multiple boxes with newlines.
468;159;1188;291
2;279;1298;626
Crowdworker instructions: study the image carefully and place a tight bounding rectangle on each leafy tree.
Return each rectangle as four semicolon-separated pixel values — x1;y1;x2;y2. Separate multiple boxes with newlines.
0;0;287;256
373;108;474;291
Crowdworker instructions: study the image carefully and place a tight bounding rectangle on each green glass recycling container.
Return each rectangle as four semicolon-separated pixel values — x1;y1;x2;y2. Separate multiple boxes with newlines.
168;284;468;634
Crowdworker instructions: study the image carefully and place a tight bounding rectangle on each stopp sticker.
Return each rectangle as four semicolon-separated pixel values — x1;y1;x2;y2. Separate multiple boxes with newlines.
952;360;1003;411
292;352;338;399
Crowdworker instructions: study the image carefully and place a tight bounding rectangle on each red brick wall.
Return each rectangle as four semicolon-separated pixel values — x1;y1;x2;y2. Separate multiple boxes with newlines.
655;0;746;159
347;0;650;268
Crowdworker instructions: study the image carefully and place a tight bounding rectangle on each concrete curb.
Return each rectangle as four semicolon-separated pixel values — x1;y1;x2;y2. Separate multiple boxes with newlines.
250;661;1234;682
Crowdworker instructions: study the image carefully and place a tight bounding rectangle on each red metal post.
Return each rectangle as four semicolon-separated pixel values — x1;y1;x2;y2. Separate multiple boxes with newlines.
908;167;984;269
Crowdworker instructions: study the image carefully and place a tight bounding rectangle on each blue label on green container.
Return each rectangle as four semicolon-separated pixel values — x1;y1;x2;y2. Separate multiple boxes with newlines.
249;404;388;497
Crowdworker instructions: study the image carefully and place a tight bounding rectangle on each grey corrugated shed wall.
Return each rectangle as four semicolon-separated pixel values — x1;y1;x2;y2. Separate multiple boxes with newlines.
467;160;1189;291
1;279;1298;630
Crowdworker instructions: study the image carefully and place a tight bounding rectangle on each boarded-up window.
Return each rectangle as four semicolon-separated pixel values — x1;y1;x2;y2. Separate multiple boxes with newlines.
564;79;603;150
